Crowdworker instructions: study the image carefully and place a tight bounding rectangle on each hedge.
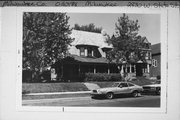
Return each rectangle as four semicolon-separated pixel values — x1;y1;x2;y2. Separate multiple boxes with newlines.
84;73;122;82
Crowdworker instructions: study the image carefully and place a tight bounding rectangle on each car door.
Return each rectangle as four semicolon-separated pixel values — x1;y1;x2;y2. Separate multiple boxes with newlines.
127;83;136;93
116;83;130;94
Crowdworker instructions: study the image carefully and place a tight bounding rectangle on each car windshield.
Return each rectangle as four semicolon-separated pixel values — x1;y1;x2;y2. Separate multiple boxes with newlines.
112;83;120;87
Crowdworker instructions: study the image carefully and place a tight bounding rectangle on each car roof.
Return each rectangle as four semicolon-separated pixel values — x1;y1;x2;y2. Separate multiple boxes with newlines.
114;82;133;84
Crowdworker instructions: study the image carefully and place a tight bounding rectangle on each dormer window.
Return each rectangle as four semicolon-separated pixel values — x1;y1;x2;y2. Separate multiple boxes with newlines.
80;47;85;56
145;52;151;60
145;43;150;49
87;48;93;57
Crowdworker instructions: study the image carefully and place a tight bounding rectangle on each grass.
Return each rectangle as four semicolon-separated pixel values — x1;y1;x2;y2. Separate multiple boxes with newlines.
22;77;156;94
22;82;89;94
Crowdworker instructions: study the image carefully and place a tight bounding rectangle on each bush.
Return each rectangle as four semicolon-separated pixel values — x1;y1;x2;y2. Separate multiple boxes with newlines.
22;90;30;95
157;75;161;80
84;73;122;82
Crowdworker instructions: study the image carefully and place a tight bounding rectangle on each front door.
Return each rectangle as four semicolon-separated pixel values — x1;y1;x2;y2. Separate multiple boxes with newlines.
136;64;143;76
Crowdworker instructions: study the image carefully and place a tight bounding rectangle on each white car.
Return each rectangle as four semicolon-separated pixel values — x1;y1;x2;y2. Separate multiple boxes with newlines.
91;82;143;99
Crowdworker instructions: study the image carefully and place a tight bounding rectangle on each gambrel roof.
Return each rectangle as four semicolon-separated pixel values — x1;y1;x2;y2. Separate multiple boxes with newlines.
70;30;112;48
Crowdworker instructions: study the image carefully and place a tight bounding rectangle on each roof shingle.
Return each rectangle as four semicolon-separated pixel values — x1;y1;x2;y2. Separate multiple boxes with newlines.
70;30;112;48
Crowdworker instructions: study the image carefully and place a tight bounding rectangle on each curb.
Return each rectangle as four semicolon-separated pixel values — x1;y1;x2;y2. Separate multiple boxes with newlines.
26;91;91;96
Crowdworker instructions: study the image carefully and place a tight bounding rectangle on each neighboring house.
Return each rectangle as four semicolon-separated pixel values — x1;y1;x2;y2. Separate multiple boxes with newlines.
150;43;161;78
52;30;152;81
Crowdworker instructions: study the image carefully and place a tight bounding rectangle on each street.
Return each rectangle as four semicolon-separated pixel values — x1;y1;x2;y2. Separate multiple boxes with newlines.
22;95;160;107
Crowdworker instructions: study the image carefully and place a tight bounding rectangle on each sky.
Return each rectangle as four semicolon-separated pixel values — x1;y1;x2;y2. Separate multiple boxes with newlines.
67;13;160;45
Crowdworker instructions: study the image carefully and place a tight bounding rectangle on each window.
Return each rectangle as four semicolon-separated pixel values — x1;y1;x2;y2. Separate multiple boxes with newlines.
119;83;128;88
80;47;85;56
145;52;151;60
152;59;157;67
145;43;150;49
87;48;92;57
128;83;135;87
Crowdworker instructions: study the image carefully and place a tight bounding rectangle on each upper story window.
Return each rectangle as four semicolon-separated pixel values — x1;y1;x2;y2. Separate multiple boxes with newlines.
145;52;151;60
80;47;85;56
145;43;150;49
152;59;157;67
87;48;93;57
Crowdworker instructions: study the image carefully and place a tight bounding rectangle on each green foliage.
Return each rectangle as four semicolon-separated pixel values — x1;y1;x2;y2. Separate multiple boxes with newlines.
23;12;73;81
73;23;102;33
106;13;150;64
156;75;161;80
84;73;122;82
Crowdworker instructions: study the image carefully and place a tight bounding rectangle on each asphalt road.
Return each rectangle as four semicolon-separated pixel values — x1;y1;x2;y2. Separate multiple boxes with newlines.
22;95;160;107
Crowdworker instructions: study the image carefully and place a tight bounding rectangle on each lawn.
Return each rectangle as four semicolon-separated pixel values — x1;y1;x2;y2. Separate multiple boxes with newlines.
22;82;89;94
22;77;156;94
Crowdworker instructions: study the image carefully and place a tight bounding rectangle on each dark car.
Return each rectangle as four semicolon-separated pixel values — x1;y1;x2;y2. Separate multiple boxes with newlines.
143;80;161;95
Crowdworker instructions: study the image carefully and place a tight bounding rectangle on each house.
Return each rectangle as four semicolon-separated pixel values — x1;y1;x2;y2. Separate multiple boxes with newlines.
52;30;152;81
150;43;161;79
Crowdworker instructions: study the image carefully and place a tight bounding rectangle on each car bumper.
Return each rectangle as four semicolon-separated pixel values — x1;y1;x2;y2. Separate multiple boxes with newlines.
90;93;105;98
142;88;160;95
143;89;157;92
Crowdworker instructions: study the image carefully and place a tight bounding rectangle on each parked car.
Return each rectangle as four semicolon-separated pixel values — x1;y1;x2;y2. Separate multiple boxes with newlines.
91;82;143;99
142;80;161;95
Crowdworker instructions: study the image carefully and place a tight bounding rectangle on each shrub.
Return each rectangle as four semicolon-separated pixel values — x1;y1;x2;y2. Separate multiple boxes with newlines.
157;75;161;80
84;73;122;82
22;90;30;95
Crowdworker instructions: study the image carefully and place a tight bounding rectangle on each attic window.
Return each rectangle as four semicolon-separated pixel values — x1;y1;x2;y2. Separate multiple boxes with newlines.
87;48;93;57
145;43;150;49
80;47;85;56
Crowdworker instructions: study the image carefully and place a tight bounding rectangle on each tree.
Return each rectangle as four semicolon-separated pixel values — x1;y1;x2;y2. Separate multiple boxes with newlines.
73;23;102;33
23;12;73;82
106;13;149;78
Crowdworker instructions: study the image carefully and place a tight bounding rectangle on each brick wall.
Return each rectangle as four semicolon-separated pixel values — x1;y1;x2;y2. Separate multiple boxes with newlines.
150;54;161;78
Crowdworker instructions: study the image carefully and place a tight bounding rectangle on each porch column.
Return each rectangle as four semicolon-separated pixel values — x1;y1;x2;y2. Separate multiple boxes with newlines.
85;49;87;56
92;50;94;57
108;65;110;74
125;65;127;73
94;65;96;74
147;64;150;73
78;64;81;75
130;64;132;73
134;65;136;73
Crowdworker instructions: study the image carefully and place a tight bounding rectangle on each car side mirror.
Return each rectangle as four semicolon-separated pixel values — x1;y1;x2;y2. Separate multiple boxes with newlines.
119;85;123;88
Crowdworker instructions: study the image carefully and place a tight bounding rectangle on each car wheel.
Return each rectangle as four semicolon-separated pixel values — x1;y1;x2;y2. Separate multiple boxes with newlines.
132;91;139;97
106;92;114;99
